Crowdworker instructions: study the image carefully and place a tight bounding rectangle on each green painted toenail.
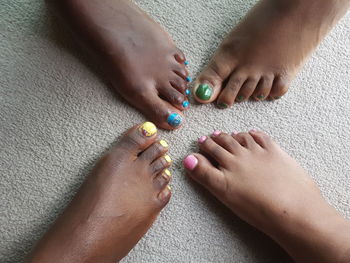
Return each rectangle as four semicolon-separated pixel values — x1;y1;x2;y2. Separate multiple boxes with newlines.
236;95;245;102
196;84;213;101
217;102;228;109
257;94;265;100
274;96;281;100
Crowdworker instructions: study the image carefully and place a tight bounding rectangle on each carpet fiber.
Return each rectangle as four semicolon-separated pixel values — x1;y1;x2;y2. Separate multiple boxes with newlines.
1;0;349;262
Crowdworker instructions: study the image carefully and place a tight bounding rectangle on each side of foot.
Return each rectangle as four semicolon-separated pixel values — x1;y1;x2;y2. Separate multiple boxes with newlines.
184;130;350;263
194;0;350;107
28;122;172;262
48;0;191;129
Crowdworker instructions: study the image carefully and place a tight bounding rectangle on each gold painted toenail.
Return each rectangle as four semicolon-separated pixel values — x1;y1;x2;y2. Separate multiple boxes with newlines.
159;140;168;148
167;185;172;191
139;122;157;137
164;169;171;177
164;155;172;163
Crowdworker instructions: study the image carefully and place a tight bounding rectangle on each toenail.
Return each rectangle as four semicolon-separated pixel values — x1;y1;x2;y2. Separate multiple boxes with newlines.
185;89;191;96
183;155;198;171
167;185;172;191
236;95;245;102
212;130;221;137
167;113;182;127
164;154;172;163
186;76;192;82
159;140;168;148
257;94;265;100
164;169;171;177
195;84;213;101
217;102;228;109
274;96;281;100
250;129;257;132
231;131;237;135
182;100;190;108
139;122;157;137
198;136;207;144
184;61;189;66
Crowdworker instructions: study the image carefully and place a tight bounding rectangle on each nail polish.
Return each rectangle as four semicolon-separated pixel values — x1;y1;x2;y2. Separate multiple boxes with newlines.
159;140;168;148
167;113;182;127
164;169;171;177
250;129;257;132
198;136;207;144
217;102;228;109
212;130;221;137
184;61;189;66
257;94;265;100
231;131;237;136
185;89;191;96
164;154;172;163
139;122;157;137
195;84;213;101
186;76;192;82
236;95;245;102
183;155;198;171
274;96;281;100
182;101;190;108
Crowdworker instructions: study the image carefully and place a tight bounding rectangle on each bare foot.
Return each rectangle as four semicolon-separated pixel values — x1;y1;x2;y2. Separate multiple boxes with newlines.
184;130;350;263
194;0;350;107
48;0;191;129
28;122;173;262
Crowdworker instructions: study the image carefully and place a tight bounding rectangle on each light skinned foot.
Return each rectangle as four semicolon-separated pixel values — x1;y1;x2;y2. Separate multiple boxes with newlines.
184;130;350;263
47;0;191;129
194;0;350;107
27;122;172;262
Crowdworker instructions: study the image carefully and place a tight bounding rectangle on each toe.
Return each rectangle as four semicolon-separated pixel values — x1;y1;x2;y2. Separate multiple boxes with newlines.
194;53;234;103
269;75;289;100
216;73;246;107
232;132;261;150
184;153;225;195
157;185;172;206
139;139;169;163
252;76;273;101
197;136;233;168
174;48;186;64
210;132;244;155
154;169;171;191
116;122;158;157
169;73;189;94
172;65;190;81
249;130;275;149
158;84;188;110
150;154;172;175
235;77;259;103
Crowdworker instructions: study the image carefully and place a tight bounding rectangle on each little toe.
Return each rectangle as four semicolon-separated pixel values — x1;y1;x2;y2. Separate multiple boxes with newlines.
233;132;262;150
157;184;172;207
269;76;289;100
252;76;273;101
158;84;189;110
150;154;172;175
139;139;169;163
235;78;259;103
210;132;244;154
116;122;158;157
174;48;186;64
216;73;246;107
197;136;233;168
184;153;225;195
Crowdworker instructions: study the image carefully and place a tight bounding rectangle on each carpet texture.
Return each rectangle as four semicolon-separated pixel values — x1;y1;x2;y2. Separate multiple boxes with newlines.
1;0;349;262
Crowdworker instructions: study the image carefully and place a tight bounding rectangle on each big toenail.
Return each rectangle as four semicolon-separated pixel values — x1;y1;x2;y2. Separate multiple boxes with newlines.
185;89;191;96
217;102;228;109
159;140;168;148
196;84;213;101
183;155;198;171
212;130;221;137
164;169;171;177
198;136;207;144
236;95;245;102
182;101;190;108
186;76;192;82
257;94;265;100
167;113;182;127
184;61;189;66
164;155;172;163
139;122;157;137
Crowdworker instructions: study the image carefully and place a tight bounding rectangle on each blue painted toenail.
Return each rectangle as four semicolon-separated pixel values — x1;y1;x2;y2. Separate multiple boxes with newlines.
186;76;192;82
184;61;189;66
182;101;189;108
185;89;191;96
167;113;182;127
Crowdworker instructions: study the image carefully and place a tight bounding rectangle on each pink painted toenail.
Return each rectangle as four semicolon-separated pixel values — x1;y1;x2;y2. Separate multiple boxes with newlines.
183;155;198;171
198;136;207;144
250;129;258;132
231;131;237;136
212;130;221;137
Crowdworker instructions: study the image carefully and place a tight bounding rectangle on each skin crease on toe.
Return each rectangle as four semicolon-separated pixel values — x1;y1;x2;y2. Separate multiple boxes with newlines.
27;122;172;262
47;0;190;130
184;131;350;263
194;0;350;106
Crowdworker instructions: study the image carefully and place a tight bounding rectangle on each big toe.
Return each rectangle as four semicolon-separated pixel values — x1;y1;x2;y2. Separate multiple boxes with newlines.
183;153;225;196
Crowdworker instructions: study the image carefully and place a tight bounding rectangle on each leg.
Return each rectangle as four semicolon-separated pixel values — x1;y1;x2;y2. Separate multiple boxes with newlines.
184;130;350;262
27;122;172;262
47;0;191;129
194;0;350;107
